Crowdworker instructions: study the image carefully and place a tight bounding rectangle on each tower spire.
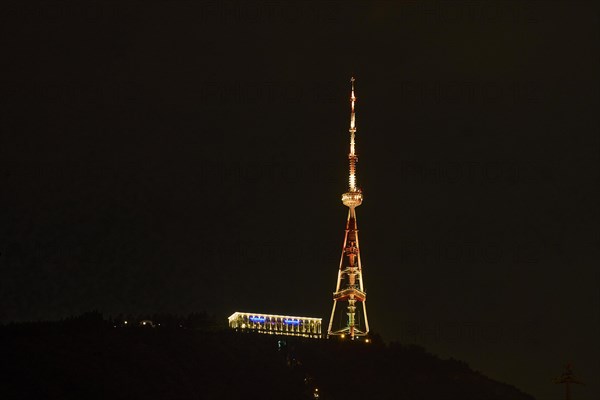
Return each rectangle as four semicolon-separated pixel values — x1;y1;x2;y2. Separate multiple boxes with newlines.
328;77;370;340
349;77;357;192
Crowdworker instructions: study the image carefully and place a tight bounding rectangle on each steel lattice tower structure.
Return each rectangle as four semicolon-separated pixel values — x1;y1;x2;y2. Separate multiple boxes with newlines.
327;77;370;340
554;363;585;400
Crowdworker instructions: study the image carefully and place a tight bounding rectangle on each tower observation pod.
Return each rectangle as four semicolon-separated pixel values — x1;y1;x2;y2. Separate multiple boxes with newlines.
327;77;370;340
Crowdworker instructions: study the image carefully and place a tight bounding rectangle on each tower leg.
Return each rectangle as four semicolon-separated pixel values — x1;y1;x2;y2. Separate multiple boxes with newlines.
362;300;370;334
327;300;338;337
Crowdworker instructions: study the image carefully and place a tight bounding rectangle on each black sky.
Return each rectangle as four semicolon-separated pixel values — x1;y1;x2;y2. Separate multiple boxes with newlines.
1;1;599;399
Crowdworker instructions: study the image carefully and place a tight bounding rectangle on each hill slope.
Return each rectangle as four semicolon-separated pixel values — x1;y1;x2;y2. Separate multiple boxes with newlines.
0;315;534;400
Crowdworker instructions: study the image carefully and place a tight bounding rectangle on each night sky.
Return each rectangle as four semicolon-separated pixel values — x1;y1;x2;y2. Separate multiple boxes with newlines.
1;1;598;399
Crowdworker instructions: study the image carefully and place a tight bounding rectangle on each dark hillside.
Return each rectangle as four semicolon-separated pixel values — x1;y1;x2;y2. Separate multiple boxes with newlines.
0;314;535;400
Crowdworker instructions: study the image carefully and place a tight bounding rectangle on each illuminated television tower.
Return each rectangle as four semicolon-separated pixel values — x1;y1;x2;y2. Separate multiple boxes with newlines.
327;77;370;340
554;363;585;400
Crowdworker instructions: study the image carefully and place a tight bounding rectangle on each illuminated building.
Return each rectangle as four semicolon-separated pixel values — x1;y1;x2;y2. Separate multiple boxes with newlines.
327;78;370;340
228;312;322;338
